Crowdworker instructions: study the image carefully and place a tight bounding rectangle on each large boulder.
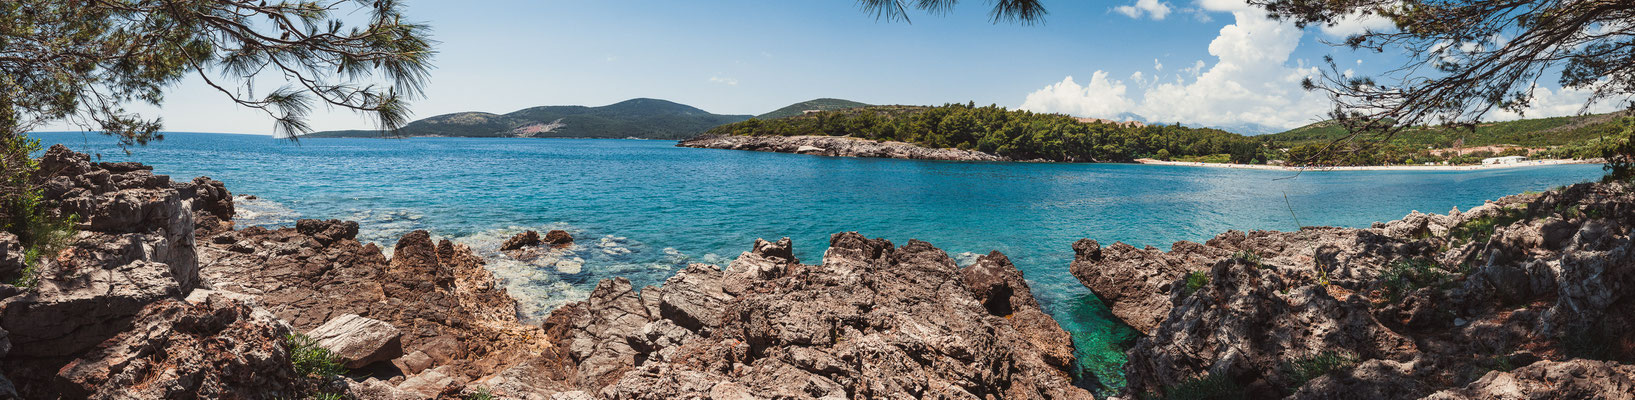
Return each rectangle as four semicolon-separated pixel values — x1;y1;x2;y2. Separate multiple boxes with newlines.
501;231;542;251
1423;359;1635;399
306;314;404;369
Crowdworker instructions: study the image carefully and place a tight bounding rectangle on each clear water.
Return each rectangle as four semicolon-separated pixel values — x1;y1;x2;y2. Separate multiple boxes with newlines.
35;132;1606;393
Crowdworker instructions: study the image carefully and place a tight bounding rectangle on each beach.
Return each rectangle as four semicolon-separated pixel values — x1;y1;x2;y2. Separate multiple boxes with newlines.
1135;158;1601;171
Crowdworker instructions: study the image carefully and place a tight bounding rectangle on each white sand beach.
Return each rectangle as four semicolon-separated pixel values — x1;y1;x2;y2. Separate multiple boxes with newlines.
1134;158;1601;171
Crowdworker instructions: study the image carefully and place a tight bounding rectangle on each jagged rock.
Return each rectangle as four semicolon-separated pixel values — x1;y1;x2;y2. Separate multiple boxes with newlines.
295;218;359;246
679;135;1010;162
1079;181;1635;398
177;176;235;237
1;146;203;365
502;231;542;251
1070;238;1228;334
1424;359;1635;399
545;230;573;246
0;233;23;283
307;314;404;369
197;224;543;384
514;234;1090;399
53;293;301;399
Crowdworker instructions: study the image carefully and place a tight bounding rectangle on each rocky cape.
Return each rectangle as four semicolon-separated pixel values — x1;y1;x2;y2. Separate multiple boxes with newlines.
678;134;1011;162
1072;181;1635;398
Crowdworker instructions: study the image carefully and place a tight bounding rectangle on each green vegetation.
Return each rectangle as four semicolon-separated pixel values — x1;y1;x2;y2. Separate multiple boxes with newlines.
466;387;496;400
707;103;1270;163
1378;260;1452;303
285;334;346;378
1599;117;1635;182
0;134;77;288
1267;113;1629;167
756;98;871;120
1282;351;1358;391
306;98;753;140
1181;270;1211;297
1230;250;1262;267
1145;374;1247;400
1448;208;1528;247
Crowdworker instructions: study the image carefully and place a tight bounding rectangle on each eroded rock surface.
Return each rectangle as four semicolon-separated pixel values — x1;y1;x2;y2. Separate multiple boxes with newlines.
307;314;405;369
1076;181;1635;399
481;233;1091;399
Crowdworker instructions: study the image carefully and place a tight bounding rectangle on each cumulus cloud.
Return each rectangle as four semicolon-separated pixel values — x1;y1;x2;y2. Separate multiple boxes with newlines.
1319;12;1395;38
1114;0;1173;20
1488;83;1625;121
1021;5;1327;131
708;76;739;86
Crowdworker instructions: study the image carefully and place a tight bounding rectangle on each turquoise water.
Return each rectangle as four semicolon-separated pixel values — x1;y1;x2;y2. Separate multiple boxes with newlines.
35;132;1606;392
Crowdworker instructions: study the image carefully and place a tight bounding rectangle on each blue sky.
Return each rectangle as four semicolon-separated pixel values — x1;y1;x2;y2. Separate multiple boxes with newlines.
36;0;1612;135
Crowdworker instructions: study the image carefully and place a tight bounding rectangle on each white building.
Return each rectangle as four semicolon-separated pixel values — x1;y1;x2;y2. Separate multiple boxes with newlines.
1483;155;1529;165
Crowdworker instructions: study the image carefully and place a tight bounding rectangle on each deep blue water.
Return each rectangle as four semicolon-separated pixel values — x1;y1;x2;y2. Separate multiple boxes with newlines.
35;132;1606;392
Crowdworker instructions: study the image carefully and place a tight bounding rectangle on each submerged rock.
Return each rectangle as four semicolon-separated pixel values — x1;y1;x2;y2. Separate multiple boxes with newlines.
502;230;542;251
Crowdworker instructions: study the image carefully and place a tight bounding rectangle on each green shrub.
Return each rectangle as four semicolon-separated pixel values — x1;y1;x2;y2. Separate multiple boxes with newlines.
1181;270;1210;297
0;134;78;288
1159;374;1246;400
1448;209;1525;246
1379;259;1451;304
466;387;496;400
285;333;346;378
1283;351;1358;390
1230;250;1261;267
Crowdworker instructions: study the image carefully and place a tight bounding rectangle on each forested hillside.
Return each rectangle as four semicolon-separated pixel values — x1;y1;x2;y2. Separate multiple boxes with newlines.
704;103;1270;163
305;98;751;139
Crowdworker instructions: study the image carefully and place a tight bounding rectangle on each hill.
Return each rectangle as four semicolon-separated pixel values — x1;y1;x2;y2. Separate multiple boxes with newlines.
755;98;871;120
304;98;752;139
1265;112;1626;148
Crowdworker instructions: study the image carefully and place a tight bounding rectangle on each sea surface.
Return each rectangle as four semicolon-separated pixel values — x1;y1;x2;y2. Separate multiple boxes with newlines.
35;132;1607;393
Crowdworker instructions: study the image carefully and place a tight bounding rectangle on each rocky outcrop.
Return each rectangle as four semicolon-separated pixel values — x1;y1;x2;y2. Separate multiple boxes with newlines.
1075;181;1635;398
502;230;542;251
0;145;211;396
679;134;1010;162
53;292;303;399
307;314;404;369
1424;359;1635;399
479;234;1090;399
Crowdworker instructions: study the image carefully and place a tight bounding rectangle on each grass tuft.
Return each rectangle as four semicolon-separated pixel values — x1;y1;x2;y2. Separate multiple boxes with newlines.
1283;351;1358;391
285;333;346;378
1181;270;1210;298
1378;259;1451;304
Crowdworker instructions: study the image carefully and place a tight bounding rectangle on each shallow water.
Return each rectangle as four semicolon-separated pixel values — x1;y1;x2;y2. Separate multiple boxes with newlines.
36;132;1606;393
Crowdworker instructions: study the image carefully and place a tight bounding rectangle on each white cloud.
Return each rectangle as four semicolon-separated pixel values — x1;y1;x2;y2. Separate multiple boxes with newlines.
1154;59;1164;71
1319;12;1394;38
1114;0;1173;20
708;76;739;86
1488;83;1625;121
1021;8;1328;131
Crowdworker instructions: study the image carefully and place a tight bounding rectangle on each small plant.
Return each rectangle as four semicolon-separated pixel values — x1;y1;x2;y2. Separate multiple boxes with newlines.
1230;250;1262;267
466;387;496;400
285;333;346;378
1283;351;1358;390
1181;270;1210;297
1379;259;1450;304
309;393;344;400
1448;209;1526;247
1161;374;1246;400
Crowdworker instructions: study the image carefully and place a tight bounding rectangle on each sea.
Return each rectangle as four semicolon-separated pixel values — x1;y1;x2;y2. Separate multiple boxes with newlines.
33;131;1608;394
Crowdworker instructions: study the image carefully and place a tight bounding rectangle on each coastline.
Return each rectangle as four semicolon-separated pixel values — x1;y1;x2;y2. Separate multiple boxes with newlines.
1135;157;1602;171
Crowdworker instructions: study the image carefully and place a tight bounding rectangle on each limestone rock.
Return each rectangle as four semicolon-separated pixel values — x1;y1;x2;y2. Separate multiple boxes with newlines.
544;230;573;246
53;294;301;399
502;230;542;251
306;314;404;369
679;134;1011;162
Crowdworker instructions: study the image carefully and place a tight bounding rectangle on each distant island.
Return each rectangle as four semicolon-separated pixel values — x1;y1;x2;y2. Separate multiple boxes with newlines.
303;98;754;140
683;102;1620;167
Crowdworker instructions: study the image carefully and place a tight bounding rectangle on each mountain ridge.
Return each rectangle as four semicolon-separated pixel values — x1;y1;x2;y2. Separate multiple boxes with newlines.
304;98;752;140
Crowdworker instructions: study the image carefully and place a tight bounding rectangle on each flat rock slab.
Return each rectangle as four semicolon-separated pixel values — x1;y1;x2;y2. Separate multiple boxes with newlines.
307;314;403;369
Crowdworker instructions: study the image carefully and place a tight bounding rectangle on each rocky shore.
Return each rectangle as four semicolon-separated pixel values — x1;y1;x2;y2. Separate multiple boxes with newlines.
0;144;1630;399
1072;182;1635;398
0;146;1084;399
678;134;1010;162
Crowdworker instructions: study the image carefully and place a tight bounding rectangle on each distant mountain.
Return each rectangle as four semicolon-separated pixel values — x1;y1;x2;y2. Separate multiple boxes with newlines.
755;98;871;120
304;98;752;139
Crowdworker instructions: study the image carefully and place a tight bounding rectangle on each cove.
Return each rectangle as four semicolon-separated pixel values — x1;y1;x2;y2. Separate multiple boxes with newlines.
34;132;1607;393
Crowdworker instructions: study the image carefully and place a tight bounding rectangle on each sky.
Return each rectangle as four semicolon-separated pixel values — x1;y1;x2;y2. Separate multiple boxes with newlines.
35;0;1620;135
